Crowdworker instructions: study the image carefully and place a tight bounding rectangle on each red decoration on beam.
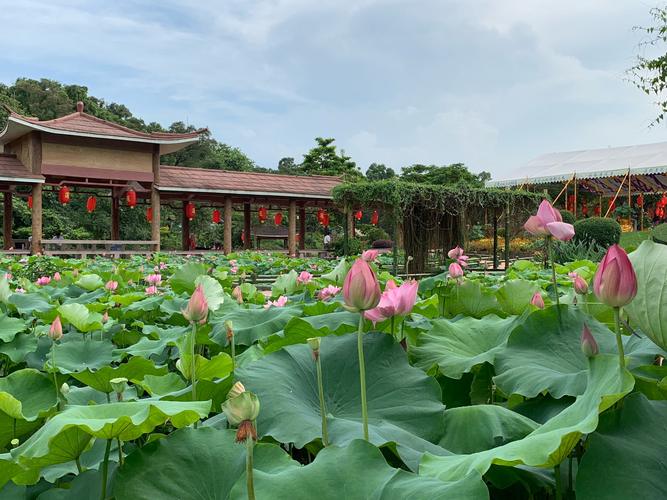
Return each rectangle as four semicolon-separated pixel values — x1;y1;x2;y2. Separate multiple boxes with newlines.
185;202;196;221
371;210;379;226
126;189;137;208
58;186;71;205
212;209;221;224
86;196;96;213
354;210;363;221
322;212;330;227
27;195;33;209
146;207;153;223
274;212;283;225
258;206;268;223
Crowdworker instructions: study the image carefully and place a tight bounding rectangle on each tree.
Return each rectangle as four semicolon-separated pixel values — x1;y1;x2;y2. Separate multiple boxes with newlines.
366;163;396;180
277;157;297;175
628;7;667;124
299;137;362;180
400;163;488;187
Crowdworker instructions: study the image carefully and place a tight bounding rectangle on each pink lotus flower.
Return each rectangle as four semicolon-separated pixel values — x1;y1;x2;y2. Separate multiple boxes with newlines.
4;273;12;281
105;280;118;291
318;285;341;301
593;244;637;308
530;291;545;309
343;259;381;312
264;295;288;309
145;274;162;286
365;280;419;325
49;316;63;341
145;285;159;295
581;323;599;357
524;200;575;241
448;262;464;279
159;262;167;270
53;272;61;282
362;249;379;262
15;287;25;294
182;284;209;323
36;276;51;286
297;271;313;285
231;266;238;274
447;246;470;267
229;259;238;266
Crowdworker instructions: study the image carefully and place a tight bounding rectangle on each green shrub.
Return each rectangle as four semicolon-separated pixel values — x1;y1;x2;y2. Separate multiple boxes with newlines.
552;239;606;264
332;237;362;256
559;210;576;224
653;223;667;245
574;217;621;248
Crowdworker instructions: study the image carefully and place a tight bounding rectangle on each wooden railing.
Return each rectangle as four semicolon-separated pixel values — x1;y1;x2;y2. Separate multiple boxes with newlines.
41;240;158;258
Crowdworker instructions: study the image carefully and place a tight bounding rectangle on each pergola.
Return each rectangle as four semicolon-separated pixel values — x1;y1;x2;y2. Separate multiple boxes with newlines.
0;102;341;255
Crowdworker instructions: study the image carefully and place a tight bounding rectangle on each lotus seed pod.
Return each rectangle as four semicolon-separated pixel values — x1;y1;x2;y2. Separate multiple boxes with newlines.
110;377;128;394
222;391;260;426
307;337;321;352
10;438;19;447
60;382;70;395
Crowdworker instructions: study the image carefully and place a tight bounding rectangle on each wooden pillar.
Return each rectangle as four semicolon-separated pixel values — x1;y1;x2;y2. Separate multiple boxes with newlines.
151;144;161;252
3;191;13;250
288;200;297;256
181;201;190;251
299;206;306;250
31;184;42;254
573;175;577;218
223;197;233;254
492;209;498;270
504;201;510;270
111;193;120;240
347;210;354;240
243;202;251;250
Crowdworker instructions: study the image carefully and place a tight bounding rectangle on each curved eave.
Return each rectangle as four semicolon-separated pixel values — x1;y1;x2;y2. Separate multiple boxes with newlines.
0;117;200;155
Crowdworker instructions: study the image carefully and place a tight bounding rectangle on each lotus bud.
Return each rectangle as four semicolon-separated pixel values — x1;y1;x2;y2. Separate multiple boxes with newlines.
231;286;243;304
581;323;599;357
593;244;637;308
60;382;70;395
53;272;61;281
110;377;128;396
573;275;589;295
225;320;234;343
222;391;260;426
102;311;109;323
228;381;246;399
307;337;321;360
48;316;63;341
182;285;209;323
530;291;545;309
343;259;381;312
448;262;464;279
361;249;379;262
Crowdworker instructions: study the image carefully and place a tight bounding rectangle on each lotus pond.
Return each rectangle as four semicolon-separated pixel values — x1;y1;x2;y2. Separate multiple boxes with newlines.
0;243;665;499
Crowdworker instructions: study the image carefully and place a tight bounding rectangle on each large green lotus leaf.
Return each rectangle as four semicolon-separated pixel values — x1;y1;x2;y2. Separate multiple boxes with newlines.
320;257;349;285
118;325;188;359
263;311;360;354
176;352;233;381
125;296;164;314
65;385;138;405
0;315;27;342
61;288;106;305
71;356;168;393
0;276;10;303
439;405;539;454
9;293;54;315
137;373;187;396
0;369;57;421
74;274;104;291
36;464;117;500
631;364;667;399
495;280;540;316
420;354;633;481
110;292;147;306
0;455;26;490
576;393;667;500
10;400;211;471
626;240;667;350
49;337;116;374
193;275;224;312
160;377;232;412
211;305;303;346
57;303;103;333
113;428;298;500
170;262;208;294
271;269;299;296
0;333;39;363
410;315;519;379
445;280;503;318
494;306;628;398
0;411;42;449
233;439;488;500
237;332;447;470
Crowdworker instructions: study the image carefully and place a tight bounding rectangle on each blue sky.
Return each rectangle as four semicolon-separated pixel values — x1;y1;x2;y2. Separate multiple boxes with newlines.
0;0;664;179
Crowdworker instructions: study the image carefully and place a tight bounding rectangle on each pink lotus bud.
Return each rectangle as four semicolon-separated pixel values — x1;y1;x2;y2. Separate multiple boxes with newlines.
343;258;381;312
72;269;79;277
231;286;243;304
448;262;464;279
573;275;588;295
593;244;637;308
36;276;51;286
102;311;109;323
580;323;599;357
530;291;545;309
447;246;464;259
4;273;12;280
53;272;61;282
105;280;118;291
318;285;341;301
362;249;379;262
182;285;209;323
49;316;63;341
297;271;313;284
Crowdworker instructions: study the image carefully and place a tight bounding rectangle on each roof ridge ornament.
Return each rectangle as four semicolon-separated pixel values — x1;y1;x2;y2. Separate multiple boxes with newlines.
76;101;84;113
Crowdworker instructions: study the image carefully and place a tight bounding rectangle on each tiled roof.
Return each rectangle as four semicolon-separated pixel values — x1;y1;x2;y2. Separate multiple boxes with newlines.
0;154;44;182
159;166;341;199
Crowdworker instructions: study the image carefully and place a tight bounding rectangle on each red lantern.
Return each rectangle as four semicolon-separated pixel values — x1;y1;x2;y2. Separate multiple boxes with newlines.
354;210;363;221
146;207;153;223
637;194;644;207
258;206;268;223
58;186;71;205
126;189;137;208
185;202;196;221
317;208;324;224
212;209;221;224
86;196;96;213
27;195;33;209
659;194;667;208
594;205;601;216
274;212;283;225
582;203;588;216
371;210;379;226
322;212;330;227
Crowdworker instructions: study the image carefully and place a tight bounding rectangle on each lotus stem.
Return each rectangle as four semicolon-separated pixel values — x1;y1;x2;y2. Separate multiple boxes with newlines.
357;312;369;441
390;316;395;338
230;333;236;370
246;436;256;500
75;456;82;473
315;351;329;446
51;343;60;411
547;237;560;307
554;464;562;500
100;439;111;500
117;438;123;466
190;322;197;401
613;307;626;370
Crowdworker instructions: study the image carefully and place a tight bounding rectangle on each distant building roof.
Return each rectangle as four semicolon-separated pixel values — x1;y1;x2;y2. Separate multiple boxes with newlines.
488;141;667;192
0;154;44;184
158;166;342;199
0;102;204;155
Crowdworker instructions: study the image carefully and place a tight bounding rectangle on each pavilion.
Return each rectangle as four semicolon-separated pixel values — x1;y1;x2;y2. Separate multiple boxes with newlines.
0;102;341;255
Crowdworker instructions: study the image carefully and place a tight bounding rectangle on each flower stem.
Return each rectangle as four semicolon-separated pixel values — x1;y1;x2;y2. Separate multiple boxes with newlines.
357;312;369;441
390;316;395;338
100;439;111;500
613;307;626;370
51;343;60;411
117;438;123;466
75;456;83;473
230;332;236;370
547;237;560;307
190;322;197;401
554;464;562;500
315;353;329;446
246;437;256;500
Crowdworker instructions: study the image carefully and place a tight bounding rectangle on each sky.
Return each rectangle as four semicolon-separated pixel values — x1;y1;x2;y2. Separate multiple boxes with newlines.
0;0;664;180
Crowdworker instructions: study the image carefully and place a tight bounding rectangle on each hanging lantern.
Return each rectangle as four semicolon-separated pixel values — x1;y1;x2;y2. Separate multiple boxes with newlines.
659;194;667;208
212;209;221;224
27;195;33;209
317;208;324;224
258;206;268;223
594;205;601;216
371;210;379;226
582;203;588;216
86;196;97;213
146;207;153;223
354;210;363;221
322;212;330;227
637;194;644;207
274;212;283;225
185;202;196;221
126;189;137;208
58;186;71;205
